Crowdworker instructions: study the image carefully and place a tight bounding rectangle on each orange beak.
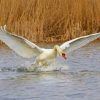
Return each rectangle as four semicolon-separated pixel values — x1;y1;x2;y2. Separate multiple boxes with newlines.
62;53;67;60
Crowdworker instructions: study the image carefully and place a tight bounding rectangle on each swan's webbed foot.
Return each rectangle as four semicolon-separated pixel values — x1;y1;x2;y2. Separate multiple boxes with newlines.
38;61;49;67
33;59;49;67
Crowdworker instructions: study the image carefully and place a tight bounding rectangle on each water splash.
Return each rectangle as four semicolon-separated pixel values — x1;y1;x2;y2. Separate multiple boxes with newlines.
0;59;69;72
18;60;69;72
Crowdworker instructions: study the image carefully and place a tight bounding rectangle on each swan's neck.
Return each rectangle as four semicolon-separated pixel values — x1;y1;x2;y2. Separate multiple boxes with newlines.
54;45;62;55
54;45;67;60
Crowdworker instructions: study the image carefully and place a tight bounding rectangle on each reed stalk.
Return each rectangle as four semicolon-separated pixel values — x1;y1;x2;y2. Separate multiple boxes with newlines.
0;0;100;44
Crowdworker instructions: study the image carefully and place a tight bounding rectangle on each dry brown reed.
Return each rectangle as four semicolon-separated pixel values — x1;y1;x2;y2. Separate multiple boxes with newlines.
0;0;100;43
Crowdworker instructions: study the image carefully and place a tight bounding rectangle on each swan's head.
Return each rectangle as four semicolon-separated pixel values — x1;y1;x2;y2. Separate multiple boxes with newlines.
54;45;67;60
61;52;67;60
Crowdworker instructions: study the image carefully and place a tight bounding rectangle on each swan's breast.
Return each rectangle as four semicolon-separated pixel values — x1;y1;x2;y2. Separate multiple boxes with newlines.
38;49;57;61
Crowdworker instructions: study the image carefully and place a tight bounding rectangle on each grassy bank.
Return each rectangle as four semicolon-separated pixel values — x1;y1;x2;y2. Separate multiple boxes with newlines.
0;0;100;43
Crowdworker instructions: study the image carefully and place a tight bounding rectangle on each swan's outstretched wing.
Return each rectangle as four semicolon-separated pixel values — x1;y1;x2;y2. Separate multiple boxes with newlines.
0;26;44;58
60;33;100;53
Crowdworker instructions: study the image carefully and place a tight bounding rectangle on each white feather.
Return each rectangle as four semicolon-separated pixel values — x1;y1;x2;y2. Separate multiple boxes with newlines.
0;26;43;58
60;33;100;53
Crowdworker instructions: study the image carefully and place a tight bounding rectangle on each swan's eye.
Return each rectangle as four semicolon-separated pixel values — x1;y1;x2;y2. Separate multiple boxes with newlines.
62;53;65;57
62;53;67;60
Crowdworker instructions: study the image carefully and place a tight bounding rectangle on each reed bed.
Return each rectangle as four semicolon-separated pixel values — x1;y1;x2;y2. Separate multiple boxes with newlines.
0;0;100;43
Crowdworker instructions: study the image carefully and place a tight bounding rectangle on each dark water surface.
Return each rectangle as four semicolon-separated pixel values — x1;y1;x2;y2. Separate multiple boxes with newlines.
0;40;100;100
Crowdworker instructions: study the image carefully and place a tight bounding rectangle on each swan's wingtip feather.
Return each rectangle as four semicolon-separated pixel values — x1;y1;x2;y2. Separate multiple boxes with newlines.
0;25;7;32
0;26;3;31
3;25;7;31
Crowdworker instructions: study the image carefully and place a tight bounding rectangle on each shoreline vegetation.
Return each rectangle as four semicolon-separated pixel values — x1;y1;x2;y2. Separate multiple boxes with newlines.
0;0;100;44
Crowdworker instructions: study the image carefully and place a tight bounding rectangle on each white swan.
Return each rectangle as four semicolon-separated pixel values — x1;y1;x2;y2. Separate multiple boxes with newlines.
0;25;100;66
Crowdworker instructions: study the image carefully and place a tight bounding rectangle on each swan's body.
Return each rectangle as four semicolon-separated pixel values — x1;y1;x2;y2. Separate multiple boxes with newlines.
0;25;100;66
35;49;57;66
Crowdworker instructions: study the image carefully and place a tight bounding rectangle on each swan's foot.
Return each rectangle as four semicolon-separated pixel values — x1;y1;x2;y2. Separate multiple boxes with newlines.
34;59;49;67
43;62;49;67
25;62;39;72
39;61;49;67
